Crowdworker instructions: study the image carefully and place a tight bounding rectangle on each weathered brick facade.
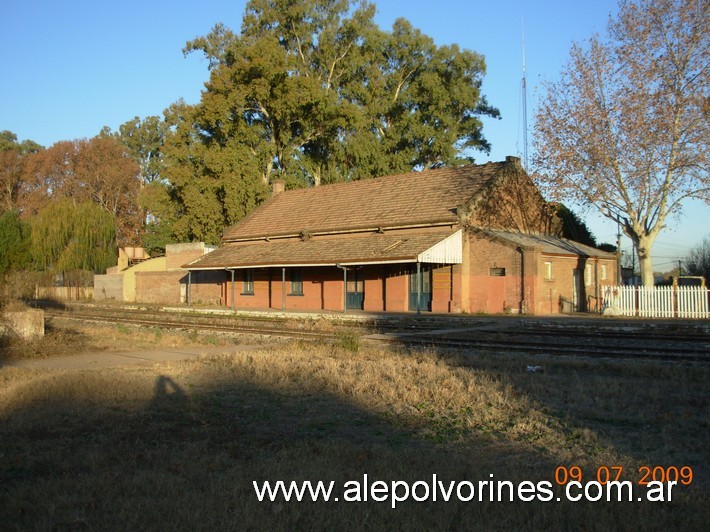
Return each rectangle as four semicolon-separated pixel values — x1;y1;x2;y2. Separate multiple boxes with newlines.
134;271;187;305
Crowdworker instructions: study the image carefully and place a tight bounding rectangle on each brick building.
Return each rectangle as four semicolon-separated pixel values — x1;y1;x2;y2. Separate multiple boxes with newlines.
184;157;617;314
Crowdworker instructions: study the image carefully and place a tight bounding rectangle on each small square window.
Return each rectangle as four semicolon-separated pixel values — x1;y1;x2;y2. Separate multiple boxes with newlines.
489;267;506;277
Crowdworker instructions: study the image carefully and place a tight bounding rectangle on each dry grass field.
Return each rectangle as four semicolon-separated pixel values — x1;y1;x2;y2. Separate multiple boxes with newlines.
1;321;708;530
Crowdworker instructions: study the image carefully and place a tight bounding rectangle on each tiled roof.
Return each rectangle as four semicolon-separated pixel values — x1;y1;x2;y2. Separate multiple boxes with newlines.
186;231;458;269
479;229;617;258
222;162;510;241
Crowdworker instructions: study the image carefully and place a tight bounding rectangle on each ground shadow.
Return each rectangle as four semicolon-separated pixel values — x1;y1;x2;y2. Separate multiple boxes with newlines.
0;349;707;530
150;375;188;409
30;298;68;310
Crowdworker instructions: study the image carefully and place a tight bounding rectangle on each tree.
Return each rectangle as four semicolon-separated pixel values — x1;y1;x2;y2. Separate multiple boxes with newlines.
0;149;24;212
0;131;42;154
143;0;498;244
19;137;141;246
684;234;710;283
0;210;31;276
74;136;143;245
114;116;167;187
156;100;269;245
533;0;709;286
340;18;499;180
183;0;375;188
181;0;498;186
30;199;116;274
0;131;43;212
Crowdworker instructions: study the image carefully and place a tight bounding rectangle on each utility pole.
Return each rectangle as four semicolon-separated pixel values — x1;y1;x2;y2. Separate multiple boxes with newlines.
521;17;528;171
617;223;622;285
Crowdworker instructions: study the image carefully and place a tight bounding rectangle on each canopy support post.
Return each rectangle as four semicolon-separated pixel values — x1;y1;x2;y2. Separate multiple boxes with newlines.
337;264;348;314
230;269;235;311
282;267;286;311
416;261;421;315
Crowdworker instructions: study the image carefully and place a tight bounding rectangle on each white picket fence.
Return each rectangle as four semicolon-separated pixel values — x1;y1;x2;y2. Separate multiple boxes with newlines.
602;285;710;319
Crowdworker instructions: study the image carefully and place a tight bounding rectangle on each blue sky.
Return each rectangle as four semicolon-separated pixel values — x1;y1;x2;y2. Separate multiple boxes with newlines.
2;0;707;269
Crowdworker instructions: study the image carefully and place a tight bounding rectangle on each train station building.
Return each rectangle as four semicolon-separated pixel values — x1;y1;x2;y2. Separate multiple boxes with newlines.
183;157;618;315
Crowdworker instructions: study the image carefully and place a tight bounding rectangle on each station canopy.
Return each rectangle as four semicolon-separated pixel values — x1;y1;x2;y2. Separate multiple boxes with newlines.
185;230;462;270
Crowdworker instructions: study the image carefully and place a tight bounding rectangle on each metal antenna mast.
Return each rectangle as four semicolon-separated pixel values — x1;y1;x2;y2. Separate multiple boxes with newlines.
521;17;528;171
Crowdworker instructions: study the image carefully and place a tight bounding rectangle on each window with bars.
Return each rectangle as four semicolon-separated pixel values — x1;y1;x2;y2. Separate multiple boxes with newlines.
242;269;254;295
290;268;303;295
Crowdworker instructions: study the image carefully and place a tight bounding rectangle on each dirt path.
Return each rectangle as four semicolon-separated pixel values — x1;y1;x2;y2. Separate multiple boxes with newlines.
5;344;264;370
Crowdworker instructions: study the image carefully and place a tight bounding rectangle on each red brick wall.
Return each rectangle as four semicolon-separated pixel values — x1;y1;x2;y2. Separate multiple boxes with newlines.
135;271;186;304
465;234;526;314
225;268;271;309
384;266;409;312
364;266;385;312
190;270;226;305
532;255;618;315
213;243;616;316
224;267;346;312
222;265;426;313
432;265;455;313
136;270;225;306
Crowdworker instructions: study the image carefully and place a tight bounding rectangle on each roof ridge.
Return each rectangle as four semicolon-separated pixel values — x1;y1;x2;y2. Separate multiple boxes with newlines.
270;161;506;197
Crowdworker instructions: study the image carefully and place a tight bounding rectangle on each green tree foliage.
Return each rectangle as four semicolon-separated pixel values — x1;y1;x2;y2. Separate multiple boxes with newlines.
597;243;618;253
151;100;269;245
0;131;43;155
114;116;167;186
0;210;31;275
341;18;499;180
30;199;116;274
184;0;498;184
150;0;498;244
552;204;597;247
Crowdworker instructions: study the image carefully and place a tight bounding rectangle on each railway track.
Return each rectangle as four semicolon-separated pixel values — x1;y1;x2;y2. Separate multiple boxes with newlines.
44;305;710;363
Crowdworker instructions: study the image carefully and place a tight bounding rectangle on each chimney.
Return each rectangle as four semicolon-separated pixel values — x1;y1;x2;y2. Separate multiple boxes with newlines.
505;155;522;169
271;179;285;197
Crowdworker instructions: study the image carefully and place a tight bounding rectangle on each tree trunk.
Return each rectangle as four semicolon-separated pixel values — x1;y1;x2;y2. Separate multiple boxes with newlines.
638;253;655;287
635;234;657;287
